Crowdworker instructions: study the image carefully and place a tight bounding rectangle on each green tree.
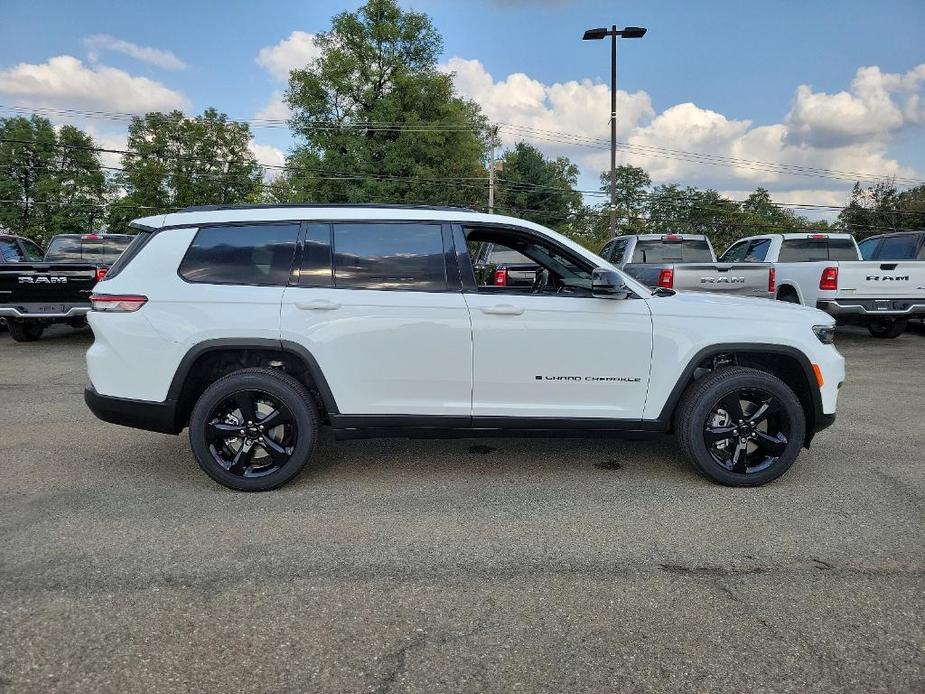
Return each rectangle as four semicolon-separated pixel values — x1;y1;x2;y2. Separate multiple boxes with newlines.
283;0;488;207
111;108;261;229
0;116;107;245
495;142;582;231
839;180;925;239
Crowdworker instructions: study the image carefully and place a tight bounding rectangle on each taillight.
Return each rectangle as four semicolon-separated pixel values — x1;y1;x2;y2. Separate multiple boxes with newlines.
94;267;108;283
768;267;776;293
819;266;838;291
657;268;674;288
89;294;147;313
493;268;508;286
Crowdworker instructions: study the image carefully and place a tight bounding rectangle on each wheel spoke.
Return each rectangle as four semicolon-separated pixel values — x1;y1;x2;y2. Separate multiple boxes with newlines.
716;392;745;422
755;431;788;457
704;425;736;446
227;441;256;475
260;436;291;464
259;406;292;430
730;439;749;473
233;392;257;423
206;421;241;441
748;397;781;426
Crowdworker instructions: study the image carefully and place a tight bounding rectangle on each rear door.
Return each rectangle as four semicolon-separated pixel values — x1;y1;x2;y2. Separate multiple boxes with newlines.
280;221;472;418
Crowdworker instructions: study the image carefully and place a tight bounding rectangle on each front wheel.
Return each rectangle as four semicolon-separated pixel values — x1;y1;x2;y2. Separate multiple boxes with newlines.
676;367;806;487
8;321;44;342
189;368;319;491
867;318;906;339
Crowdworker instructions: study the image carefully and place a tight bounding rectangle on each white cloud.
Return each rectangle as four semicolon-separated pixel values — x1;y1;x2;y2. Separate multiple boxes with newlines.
83;34;186;71
254;90;290;122
444;56;924;203
0;55;189;113
249;142;287;181
256;31;321;82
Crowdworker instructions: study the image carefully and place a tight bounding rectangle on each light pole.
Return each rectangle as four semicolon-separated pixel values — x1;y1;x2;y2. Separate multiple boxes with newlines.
583;24;646;236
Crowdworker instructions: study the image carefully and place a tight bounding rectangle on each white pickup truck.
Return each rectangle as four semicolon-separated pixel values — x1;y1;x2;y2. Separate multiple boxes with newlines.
720;232;925;338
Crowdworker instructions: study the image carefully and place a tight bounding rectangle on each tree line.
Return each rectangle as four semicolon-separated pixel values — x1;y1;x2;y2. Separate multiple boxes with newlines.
2;0;923;252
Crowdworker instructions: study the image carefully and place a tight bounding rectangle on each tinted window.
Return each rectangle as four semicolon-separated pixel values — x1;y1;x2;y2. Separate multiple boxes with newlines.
44;236;133;264
632;239;712;263
610;239;628;263
179;223;299;285
720;240;749;263
298;223;333;287
828;238;860;261
0;239;25;262
744;238;771;262
599;240;615;261
778;239;829;262
21;238;44;261
858;238;878;260
876;235;919;260
333;223;446;290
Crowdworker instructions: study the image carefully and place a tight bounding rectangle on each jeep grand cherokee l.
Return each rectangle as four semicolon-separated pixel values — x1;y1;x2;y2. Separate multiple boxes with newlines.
85;204;844;491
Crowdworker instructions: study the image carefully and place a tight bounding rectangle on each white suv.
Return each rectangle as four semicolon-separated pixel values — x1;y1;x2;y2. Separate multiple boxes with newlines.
85;204;845;491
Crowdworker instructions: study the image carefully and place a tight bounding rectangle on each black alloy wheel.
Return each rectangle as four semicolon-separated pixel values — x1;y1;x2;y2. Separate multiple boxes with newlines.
867;318;906;339
676;366;806;487
189;368;318;491
703;388;790;475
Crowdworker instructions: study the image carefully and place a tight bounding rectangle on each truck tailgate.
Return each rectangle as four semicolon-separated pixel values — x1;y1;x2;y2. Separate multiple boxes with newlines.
837;261;925;298
0;263;98;314
672;263;773;297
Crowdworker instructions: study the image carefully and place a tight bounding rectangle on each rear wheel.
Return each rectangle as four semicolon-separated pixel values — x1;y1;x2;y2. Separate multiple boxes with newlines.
676;367;806;487
776;287;800;304
867;318;906;339
189;368;319;491
8;321;44;342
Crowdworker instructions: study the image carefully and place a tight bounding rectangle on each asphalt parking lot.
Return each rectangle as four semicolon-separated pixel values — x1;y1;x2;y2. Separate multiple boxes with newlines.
1;324;923;693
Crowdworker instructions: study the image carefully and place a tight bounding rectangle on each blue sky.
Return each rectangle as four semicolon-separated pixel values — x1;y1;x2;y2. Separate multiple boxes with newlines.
2;0;924;213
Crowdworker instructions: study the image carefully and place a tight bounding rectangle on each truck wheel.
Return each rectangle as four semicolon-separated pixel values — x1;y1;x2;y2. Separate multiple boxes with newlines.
867;318;906;339
676;367;806;487
189;368;319;491
8;321;45;342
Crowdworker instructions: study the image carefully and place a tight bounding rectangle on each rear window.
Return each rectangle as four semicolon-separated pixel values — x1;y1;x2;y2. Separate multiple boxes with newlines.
333;222;447;290
44;236;133;264
875;235;919;260
0;238;25;262
632;238;712;263
179;223;299;286
487;246;531;265
778;237;859;262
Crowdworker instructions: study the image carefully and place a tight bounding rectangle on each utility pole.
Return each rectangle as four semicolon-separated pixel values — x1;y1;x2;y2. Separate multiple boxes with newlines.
488;125;499;214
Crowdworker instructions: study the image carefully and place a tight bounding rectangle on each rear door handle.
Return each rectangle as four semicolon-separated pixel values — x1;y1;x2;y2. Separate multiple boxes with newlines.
481;304;524;315
295;299;341;311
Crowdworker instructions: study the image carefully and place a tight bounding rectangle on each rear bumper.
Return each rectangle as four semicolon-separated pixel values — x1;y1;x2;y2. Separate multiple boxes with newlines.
817;299;925;319
0;305;90;320
84;385;182;435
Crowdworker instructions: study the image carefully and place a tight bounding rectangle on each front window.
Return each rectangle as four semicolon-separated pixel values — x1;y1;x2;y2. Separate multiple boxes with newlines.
21;238;44;261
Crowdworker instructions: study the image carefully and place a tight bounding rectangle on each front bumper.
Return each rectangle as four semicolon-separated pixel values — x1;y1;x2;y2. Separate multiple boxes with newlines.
84;385;182;435
817;299;925;319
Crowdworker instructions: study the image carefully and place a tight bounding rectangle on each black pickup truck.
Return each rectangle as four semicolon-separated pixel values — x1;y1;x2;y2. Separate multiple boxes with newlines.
0;233;132;342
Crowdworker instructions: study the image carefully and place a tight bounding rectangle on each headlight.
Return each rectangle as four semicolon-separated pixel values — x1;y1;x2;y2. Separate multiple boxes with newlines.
812;324;836;344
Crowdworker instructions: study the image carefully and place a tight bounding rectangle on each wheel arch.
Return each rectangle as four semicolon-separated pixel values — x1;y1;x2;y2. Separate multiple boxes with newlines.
775;282;802;303
657;343;823;446
167;338;339;429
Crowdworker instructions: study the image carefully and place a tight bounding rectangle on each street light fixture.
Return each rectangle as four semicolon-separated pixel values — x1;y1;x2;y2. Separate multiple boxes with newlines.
583;24;647;236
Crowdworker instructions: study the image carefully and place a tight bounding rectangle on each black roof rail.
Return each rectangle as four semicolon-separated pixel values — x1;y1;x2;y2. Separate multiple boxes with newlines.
176;203;480;213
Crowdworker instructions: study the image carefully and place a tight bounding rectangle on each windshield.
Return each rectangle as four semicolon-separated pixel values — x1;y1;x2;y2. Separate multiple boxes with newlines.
44;236;133;264
632;239;713;263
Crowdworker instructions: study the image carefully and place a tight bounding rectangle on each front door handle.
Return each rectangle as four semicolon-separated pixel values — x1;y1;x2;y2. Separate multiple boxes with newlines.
295;299;341;311
481;304;524;315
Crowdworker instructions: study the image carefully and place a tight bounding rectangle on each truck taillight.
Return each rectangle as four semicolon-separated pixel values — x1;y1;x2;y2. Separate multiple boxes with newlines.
89;294;147;313
493;268;508;286
768;267;776;293
94;267;108;283
819;266;838;291
657;268;674;288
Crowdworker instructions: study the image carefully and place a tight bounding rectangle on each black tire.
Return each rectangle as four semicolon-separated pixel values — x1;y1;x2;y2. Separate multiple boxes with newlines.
8;321;44;342
189;367;319;491
867;318;906;339
676;366;806;487
776;287;800;304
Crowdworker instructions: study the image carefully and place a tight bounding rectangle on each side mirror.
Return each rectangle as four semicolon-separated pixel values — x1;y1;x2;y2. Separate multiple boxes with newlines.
592;267;631;299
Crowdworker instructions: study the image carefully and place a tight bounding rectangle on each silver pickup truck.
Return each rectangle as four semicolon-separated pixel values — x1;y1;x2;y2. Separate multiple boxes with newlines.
599;234;774;298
